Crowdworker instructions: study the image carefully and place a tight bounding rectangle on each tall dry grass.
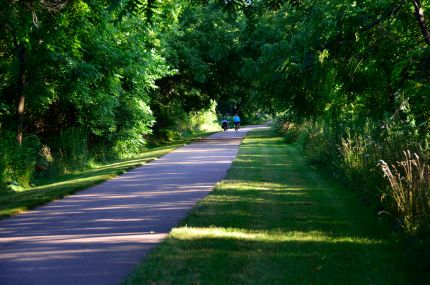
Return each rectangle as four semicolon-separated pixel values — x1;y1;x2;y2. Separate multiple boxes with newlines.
379;151;430;234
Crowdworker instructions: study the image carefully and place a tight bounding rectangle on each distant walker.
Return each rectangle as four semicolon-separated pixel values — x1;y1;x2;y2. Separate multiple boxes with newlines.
233;114;240;132
221;118;228;132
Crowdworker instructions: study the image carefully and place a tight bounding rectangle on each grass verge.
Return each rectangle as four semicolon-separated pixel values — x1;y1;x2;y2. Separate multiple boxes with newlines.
0;132;215;219
123;128;425;285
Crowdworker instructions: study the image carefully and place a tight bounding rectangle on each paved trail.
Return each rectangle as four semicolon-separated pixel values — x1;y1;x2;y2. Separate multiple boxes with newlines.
0;126;265;285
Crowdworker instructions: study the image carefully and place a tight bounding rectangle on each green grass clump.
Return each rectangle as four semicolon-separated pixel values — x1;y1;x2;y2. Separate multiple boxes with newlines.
123;129;425;285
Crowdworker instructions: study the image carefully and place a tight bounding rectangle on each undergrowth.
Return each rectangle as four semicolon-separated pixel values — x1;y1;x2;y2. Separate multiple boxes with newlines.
275;110;430;236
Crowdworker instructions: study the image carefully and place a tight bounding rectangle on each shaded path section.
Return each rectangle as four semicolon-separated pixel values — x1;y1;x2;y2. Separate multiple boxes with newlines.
0;126;266;285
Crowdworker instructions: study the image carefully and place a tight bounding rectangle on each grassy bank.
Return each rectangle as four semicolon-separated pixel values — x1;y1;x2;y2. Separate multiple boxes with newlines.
124;128;425;285
0;132;215;219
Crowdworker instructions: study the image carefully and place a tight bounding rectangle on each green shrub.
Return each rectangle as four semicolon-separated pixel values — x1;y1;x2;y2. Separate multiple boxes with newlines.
296;120;338;168
338;129;382;191
274;112;299;143
0;131;39;188
179;101;220;133
149;100;220;146
55;127;89;171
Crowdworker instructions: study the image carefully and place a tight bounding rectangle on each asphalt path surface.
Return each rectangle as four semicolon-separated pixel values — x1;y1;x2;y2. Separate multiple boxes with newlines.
0;125;265;285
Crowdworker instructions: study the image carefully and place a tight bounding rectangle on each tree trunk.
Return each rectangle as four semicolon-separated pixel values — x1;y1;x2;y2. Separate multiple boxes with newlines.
411;0;430;45
13;34;26;145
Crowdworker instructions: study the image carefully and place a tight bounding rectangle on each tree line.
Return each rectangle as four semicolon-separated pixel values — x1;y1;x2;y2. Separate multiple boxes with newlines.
0;0;241;186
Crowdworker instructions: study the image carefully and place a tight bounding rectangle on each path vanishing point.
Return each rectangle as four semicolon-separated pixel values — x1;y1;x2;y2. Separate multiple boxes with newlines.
0;126;266;285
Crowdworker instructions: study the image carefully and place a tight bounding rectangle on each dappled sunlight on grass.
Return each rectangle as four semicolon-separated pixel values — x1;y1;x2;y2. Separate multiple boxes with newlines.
34;174;118;191
171;227;385;245
217;180;303;192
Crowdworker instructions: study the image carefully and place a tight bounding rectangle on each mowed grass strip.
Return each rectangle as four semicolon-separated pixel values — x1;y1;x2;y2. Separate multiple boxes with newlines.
0;132;215;219
123;128;419;285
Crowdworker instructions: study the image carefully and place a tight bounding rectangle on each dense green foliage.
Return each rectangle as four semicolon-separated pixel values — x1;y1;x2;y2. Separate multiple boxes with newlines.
0;0;221;186
1;1;169;179
1;0;429;235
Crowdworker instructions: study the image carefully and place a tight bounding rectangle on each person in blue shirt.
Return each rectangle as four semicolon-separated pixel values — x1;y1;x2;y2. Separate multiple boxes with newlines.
233;114;240;131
